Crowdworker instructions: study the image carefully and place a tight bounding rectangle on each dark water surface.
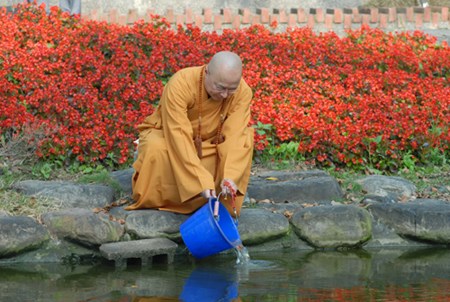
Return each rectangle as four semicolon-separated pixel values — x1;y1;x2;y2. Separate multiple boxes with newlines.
1;247;449;302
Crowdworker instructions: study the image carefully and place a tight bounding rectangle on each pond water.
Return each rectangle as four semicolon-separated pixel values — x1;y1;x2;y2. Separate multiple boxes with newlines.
1;247;449;302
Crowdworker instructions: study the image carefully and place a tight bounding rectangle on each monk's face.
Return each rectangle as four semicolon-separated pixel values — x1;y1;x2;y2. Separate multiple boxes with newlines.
205;67;241;102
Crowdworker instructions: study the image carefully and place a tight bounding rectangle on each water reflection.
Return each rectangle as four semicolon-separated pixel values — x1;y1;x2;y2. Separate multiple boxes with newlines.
0;247;449;301
179;267;238;301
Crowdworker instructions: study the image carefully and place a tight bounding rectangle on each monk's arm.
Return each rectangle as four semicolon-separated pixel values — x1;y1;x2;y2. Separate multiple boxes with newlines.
217;83;254;194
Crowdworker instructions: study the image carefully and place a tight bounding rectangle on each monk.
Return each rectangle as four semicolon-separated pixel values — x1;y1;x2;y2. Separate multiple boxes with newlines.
126;51;254;217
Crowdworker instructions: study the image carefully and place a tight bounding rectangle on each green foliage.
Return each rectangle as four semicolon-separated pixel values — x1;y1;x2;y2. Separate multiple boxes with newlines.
31;162;55;179
255;142;305;170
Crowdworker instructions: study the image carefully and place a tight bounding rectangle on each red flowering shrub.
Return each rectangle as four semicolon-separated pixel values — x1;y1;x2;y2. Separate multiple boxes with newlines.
1;4;448;170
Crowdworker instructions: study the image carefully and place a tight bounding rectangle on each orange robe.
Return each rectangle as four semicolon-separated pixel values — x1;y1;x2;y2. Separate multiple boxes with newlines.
127;65;254;216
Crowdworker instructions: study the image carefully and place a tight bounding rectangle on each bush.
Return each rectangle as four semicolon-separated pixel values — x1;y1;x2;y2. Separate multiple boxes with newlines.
1;4;449;171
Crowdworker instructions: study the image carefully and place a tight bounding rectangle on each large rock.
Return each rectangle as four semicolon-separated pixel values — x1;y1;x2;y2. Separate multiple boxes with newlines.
125;210;188;241
247;170;344;203
41;208;124;246
110;168;133;195
0;216;50;257
12;180;115;208
364;217;429;248
290;205;372;248
0;239;100;264
356;175;416;202
238;208;290;245
367;202;450;244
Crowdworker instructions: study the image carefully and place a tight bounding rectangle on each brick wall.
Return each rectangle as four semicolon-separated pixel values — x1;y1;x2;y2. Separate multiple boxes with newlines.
84;6;450;36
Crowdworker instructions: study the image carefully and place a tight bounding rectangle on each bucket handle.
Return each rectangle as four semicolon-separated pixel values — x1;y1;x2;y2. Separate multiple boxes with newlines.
211;194;239;226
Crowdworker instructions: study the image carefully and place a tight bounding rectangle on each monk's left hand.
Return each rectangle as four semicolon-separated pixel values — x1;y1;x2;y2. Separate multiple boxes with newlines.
201;189;216;199
221;179;237;196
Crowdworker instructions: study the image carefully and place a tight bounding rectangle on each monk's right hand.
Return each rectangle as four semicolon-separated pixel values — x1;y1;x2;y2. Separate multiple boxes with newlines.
201;189;216;199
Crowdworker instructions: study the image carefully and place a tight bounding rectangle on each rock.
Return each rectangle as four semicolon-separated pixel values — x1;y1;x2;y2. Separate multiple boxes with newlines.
0;211;11;217
125;210;188;241
2;167;450;263
253;201;303;214
110;168;134;195
238;208;290;245
247;170;344;203
245;231;313;253
99;238;178;268
12;180;115;209
41;208;124;247
0;216;50;257
0;239;100;264
361;194;398;205
367;203;450;244
409;198;449;205
356;175;416;202
290;205;372;248
363;216;428;248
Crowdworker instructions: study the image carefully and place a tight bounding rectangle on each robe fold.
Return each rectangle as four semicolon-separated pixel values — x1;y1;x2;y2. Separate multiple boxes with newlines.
127;65;254;216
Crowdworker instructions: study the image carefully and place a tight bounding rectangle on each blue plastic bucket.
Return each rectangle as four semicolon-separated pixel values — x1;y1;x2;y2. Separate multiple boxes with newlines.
180;198;241;259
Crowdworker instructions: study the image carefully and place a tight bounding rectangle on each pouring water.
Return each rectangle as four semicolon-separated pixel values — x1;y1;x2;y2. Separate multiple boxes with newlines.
235;244;250;265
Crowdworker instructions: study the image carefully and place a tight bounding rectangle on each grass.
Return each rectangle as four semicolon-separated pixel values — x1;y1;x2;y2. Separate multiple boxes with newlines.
0;171;62;218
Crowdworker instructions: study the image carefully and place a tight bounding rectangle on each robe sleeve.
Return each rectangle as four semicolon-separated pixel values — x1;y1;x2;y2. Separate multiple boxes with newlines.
160;72;215;202
217;82;254;193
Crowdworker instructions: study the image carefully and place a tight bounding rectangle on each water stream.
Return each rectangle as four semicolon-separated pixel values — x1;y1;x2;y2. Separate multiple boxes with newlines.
0;247;449;301
235;244;251;266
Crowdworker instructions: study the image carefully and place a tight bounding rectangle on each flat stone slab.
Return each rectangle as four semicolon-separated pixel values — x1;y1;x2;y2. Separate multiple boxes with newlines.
99;238;177;268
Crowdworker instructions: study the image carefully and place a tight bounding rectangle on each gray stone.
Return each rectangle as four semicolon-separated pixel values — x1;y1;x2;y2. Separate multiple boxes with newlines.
1;166;449;263
0;239;100;264
367;203;450;244
246;230;314;253
99;238;177;268
291;205;372;248
238;208;290;245
253;202;305;213
409;198;450;205
356;175;416;202
0;216;50;257
364;216;429;248
125;210;188;241
108;205;131;220
361;194;398;205
12;180;115;208
247;170;344;203
0;211;11;217
110;168;133;195
41;208;124;246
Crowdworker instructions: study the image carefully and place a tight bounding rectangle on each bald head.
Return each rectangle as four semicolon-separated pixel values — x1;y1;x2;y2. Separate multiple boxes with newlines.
207;51;242;80
204;51;243;101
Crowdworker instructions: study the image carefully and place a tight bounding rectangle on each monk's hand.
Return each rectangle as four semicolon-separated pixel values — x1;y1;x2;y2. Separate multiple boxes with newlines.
221;179;237;196
201;189;216;199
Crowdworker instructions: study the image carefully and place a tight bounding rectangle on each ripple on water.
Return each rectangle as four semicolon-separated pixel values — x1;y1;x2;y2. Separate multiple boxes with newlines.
235;245;278;271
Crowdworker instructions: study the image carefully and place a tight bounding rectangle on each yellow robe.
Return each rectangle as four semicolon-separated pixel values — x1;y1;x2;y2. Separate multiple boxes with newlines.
127;65;254;216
